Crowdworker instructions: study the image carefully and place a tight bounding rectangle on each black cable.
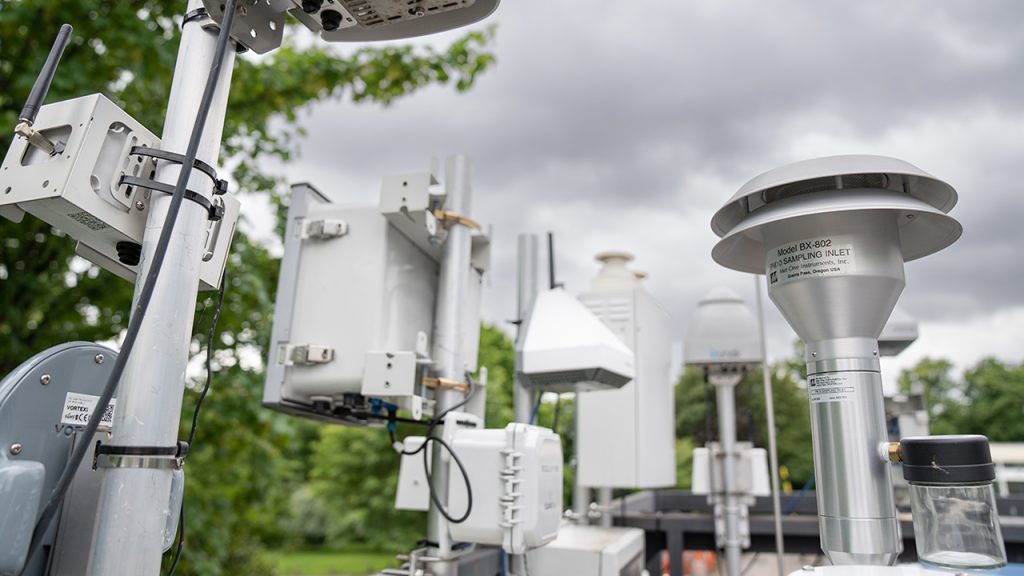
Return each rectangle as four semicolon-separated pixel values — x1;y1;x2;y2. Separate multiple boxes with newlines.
166;506;185;575
21;1;239;570
187;275;226;449
166;274;227;575
739;552;759;576
422;433;472;524
389;372;478;523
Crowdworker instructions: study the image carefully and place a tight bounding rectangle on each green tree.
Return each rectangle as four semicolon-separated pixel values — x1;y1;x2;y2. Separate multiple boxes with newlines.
0;3;495;574
897;357;961;434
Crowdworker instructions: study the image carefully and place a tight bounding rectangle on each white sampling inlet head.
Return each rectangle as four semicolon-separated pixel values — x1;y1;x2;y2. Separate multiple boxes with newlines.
708;155;961;567
517;288;635;393
683;287;763;369
589;251;639;293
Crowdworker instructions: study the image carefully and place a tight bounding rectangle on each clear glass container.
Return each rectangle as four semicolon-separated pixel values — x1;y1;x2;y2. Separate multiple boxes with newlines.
910;481;1006;569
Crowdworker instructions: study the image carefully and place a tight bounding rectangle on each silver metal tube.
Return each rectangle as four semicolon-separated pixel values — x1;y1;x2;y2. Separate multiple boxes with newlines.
513;234;538;424
711;374;742;576
764;213;905;566
755;275;786;576
574;398;590;525
806;339;900;566
597;487;612;528
426;156;476;571
90;3;234;574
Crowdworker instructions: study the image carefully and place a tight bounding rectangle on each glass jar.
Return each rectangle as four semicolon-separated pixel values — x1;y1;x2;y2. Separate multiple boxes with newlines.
902;435;1007;569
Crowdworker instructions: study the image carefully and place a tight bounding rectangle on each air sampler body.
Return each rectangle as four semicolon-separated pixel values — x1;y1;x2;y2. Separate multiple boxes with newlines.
711;156;963;566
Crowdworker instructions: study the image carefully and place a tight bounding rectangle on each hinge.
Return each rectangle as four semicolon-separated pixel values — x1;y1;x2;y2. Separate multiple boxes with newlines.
303;218;348;240
280;344;335;365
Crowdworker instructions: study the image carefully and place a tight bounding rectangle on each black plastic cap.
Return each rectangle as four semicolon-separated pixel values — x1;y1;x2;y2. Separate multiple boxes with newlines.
320;9;343;31
901;434;996;485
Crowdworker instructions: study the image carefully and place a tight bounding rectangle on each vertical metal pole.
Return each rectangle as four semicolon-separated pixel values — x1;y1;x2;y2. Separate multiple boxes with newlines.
90;4;234;575
573;398;590;525
426;155;476;574
513;234;538;424
711;374;742;576
510;234;538;574
597;487;612;528
754;275;786;576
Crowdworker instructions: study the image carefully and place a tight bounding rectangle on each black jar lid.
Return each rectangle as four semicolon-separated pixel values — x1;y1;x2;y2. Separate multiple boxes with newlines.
901;435;995;485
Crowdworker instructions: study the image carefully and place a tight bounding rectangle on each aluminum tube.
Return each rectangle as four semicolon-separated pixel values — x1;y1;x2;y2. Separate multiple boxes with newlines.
806;338;900;566
597;487;612;528
574;398;590;525
426;156;476;571
712;375;743;576
513;234;538;424
90;4;234;574
755;275;786;576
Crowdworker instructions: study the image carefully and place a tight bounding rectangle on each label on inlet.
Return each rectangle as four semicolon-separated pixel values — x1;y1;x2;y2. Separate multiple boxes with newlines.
767;236;856;287
60;392;116;431
808;373;856;404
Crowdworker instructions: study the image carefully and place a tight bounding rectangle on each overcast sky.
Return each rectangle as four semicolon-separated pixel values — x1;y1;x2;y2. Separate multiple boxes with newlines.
245;1;1024;391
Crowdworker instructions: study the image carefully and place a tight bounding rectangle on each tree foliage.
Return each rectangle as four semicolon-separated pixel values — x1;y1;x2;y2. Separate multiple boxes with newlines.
0;2;495;574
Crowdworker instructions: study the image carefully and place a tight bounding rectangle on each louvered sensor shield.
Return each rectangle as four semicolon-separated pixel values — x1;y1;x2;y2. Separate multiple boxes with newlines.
517;289;635;393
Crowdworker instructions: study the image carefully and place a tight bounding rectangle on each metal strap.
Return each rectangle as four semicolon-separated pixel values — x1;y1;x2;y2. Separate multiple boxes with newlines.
182;7;211;28
128;146;228;196
92;441;187;471
120;175;225;221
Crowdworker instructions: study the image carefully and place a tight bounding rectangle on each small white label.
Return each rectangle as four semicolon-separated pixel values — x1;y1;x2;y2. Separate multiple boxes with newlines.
767;236;855;287
808;373;856;404
60;392;116;431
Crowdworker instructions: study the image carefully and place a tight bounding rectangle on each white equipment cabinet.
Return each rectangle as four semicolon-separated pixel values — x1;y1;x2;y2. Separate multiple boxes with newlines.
447;423;563;554
577;252;676;488
263;174;487;424
527;524;646;576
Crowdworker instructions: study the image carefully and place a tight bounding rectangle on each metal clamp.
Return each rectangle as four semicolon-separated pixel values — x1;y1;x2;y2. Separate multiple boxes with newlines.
119;175;225;221
92;441;188;471
128;146;228;196
433;210;481;230
422;376;468;393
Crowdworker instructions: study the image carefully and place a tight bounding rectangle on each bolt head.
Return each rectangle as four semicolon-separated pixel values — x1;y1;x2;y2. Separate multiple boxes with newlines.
95;353;105;364
40;374;51;385
135;200;145;210
9;443;22;455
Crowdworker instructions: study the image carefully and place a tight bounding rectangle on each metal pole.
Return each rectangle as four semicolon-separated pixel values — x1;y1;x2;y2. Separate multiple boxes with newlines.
513;234;538;424
754;274;786;576
426;155;476;574
573;393;590;525
597;487;612;528
510;234;539;572
711;373;742;576
90;4;235;574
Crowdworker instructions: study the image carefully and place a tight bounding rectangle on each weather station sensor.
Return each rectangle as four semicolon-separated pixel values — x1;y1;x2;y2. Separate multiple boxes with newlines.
203;0;501;54
711;155;963;567
684;287;767;576
517;288;636;393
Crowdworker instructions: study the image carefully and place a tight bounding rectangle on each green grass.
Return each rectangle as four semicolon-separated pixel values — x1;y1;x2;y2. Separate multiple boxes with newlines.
268;550;398;576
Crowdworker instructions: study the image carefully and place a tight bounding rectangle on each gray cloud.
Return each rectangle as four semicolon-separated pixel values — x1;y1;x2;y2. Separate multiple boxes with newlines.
265;0;1024;365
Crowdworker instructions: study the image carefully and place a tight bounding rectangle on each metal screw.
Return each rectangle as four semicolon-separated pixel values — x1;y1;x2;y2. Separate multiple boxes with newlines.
135;200;145;210
40;374;51;385
9;443;22;456
811;352;817;357
873;350;878;356
95;353;105;364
